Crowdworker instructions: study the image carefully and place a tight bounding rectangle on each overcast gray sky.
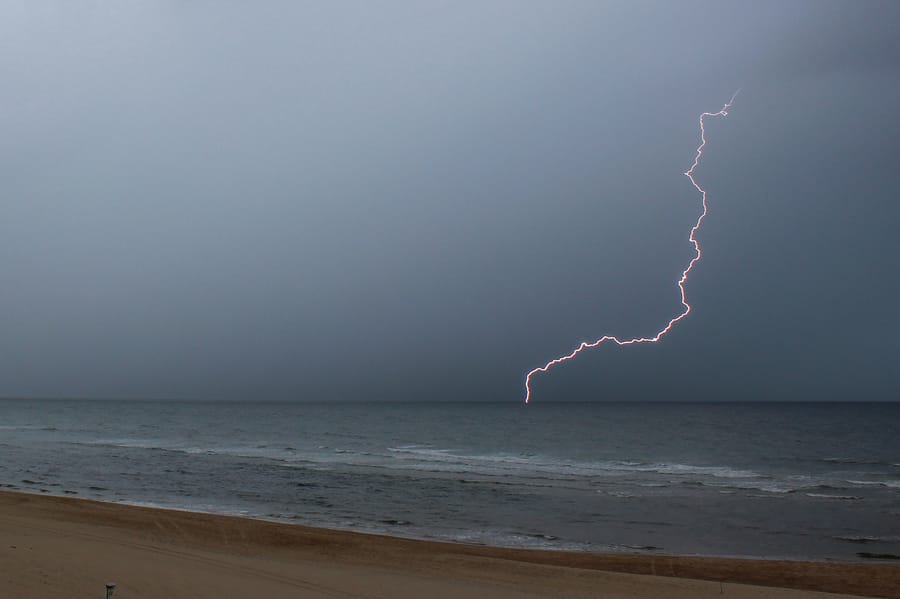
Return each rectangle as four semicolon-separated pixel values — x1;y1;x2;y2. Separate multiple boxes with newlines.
1;1;898;401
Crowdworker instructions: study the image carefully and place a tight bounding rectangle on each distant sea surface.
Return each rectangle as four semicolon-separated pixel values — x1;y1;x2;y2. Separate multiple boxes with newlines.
2;400;899;561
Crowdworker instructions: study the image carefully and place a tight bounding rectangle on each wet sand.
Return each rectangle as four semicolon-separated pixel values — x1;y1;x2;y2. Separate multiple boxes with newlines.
1;491;897;598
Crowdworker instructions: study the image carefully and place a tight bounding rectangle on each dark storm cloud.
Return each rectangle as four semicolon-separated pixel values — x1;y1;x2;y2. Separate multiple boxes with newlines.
1;1;898;400
754;0;900;81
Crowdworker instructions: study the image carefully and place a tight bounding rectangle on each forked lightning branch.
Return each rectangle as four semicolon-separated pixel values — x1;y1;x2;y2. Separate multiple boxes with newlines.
524;92;739;404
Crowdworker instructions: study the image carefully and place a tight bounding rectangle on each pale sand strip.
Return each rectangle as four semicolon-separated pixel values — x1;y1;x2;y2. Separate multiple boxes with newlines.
1;491;897;598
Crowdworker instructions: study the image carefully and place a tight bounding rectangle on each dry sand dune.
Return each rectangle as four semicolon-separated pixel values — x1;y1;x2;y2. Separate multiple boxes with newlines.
1;491;897;598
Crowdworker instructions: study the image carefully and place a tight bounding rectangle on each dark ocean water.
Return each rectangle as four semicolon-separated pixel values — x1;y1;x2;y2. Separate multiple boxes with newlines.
2;400;899;561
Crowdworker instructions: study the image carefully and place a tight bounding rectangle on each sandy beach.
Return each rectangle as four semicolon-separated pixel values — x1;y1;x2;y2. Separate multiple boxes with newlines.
1;491;897;598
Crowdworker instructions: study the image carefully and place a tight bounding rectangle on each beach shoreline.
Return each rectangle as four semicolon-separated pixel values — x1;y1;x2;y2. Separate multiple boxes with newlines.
5;400;899;561
1;490;898;598
0;485;890;564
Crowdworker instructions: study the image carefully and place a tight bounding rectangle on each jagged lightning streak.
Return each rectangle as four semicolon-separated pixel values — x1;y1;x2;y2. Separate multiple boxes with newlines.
524;92;738;404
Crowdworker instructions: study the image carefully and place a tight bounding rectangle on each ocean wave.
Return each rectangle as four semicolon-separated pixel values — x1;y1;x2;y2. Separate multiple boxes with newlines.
721;482;796;494
821;457;890;466
0;425;59;431
804;493;862;500
441;530;596;552
847;480;900;489
602;490;637;498
71;438;885;500
835;535;900;544
75;439;765;488
679;478;851;495
386;446;762;481
78;439;305;463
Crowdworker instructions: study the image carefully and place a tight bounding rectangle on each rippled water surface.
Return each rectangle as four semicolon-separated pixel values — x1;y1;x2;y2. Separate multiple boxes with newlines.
2;400;898;560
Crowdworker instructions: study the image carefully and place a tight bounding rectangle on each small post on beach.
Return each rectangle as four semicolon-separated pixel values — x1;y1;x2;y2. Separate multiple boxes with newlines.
105;582;116;599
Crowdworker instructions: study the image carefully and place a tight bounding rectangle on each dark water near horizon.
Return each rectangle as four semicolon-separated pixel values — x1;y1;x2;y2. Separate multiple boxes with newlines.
2;400;899;561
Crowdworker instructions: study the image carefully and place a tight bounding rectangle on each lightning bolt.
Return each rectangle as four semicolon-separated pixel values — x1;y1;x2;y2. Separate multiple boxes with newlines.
524;91;739;404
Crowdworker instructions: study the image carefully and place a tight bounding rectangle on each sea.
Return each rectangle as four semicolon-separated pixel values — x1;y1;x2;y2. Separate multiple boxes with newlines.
2;399;899;561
